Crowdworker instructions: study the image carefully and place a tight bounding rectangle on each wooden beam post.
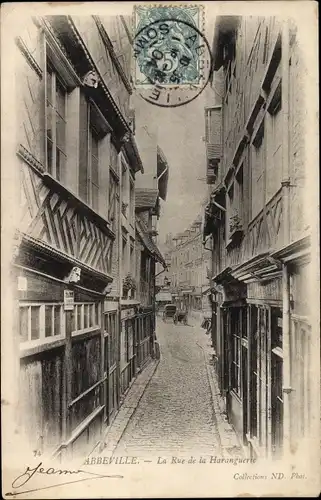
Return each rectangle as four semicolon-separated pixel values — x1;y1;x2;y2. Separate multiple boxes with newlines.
62;285;74;460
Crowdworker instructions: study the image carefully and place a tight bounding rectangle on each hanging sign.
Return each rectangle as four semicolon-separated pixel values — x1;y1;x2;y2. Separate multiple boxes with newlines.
64;289;74;311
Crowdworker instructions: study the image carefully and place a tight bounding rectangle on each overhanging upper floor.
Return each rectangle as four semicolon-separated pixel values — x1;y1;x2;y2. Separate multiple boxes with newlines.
136;216;166;267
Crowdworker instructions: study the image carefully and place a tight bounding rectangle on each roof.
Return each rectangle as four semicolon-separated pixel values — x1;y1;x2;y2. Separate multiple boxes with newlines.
136;217;166;266
135;188;159;209
47;16;130;138
155;292;172;302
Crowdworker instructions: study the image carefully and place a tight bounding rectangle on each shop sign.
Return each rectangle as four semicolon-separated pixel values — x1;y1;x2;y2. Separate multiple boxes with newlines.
18;276;27;291
64;289;74;311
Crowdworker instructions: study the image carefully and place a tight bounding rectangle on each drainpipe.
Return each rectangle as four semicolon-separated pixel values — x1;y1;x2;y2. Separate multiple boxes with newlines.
281;19;292;461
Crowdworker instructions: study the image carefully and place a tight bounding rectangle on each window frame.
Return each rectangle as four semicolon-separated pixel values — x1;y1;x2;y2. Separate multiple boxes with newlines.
45;62;67;182
19;302;65;347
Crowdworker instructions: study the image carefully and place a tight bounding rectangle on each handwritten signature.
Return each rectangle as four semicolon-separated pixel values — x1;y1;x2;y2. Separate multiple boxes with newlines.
6;462;123;497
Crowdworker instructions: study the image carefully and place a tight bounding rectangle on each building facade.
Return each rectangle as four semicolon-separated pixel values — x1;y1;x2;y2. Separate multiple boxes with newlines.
134;135;169;367
167;214;212;320
204;16;316;461
14;14;166;460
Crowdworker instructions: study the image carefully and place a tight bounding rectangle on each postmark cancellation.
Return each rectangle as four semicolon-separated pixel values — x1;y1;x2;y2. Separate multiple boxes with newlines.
132;4;212;107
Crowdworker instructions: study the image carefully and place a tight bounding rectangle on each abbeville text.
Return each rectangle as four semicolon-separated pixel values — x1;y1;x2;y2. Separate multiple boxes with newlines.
84;456;139;465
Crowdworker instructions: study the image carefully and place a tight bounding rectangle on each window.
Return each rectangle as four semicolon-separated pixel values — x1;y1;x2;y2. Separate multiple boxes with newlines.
72;302;100;332
88;126;99;211
46;64;67;181
19;303;64;344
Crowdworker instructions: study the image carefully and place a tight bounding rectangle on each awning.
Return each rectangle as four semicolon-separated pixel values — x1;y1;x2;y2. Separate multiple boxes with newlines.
230;252;282;283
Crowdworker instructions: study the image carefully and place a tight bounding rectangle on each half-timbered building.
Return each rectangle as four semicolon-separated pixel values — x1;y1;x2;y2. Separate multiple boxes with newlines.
13;13;162;459
134;137;168;366
204;16;315;461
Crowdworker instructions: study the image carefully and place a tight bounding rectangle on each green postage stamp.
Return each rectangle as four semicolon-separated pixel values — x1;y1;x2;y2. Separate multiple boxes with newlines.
132;4;208;88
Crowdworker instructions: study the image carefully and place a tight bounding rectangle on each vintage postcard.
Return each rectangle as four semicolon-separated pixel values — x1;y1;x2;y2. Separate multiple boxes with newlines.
1;1;320;498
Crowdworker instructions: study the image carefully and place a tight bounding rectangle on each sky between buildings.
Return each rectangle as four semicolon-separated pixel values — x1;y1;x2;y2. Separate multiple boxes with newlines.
133;71;213;248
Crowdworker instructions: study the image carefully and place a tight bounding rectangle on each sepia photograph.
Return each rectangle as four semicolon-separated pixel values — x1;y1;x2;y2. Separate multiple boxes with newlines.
1;1;319;498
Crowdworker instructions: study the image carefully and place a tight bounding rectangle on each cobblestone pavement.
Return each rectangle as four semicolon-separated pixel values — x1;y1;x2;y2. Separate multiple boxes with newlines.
113;317;243;459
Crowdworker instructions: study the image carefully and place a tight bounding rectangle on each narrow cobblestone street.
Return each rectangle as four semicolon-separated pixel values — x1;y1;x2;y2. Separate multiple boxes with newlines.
113;318;223;458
